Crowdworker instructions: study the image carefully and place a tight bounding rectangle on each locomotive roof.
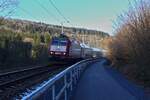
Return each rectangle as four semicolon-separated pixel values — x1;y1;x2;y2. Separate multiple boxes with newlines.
80;43;90;48
80;43;102;52
92;48;101;51
52;34;69;40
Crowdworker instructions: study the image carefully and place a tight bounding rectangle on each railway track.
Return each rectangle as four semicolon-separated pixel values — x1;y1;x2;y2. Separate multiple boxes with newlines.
0;60;74;87
0;60;80;99
0;65;57;87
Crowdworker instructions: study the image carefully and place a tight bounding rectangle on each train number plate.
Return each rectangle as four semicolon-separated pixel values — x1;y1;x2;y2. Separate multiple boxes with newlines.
55;52;61;54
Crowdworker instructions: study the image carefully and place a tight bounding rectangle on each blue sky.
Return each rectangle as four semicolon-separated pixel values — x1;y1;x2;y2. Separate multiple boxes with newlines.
11;0;132;35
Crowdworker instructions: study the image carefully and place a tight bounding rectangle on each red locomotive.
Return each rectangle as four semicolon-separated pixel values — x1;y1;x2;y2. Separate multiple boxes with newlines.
48;34;102;59
49;34;71;58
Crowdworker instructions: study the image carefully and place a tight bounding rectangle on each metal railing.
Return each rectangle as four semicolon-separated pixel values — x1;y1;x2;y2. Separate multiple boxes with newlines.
23;58;99;100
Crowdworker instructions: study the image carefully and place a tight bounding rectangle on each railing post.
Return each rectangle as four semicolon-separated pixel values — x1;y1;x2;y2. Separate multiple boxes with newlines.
78;67;80;78
70;71;73;91
52;85;55;100
64;75;67;100
76;68;78;81
74;69;76;85
78;67;80;77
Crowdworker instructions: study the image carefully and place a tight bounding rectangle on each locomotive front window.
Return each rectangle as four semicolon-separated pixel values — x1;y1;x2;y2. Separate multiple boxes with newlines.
52;40;59;45
52;39;67;46
50;37;68;52
60;41;67;46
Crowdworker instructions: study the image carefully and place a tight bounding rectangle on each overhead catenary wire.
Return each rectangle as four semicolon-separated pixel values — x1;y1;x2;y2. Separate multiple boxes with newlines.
0;8;16;23
0;1;19;23
0;1;8;12
4;8;15;18
0;0;18;17
18;6;39;21
16;0;75;34
48;0;69;22
48;0;74;27
35;0;60;23
17;6;46;32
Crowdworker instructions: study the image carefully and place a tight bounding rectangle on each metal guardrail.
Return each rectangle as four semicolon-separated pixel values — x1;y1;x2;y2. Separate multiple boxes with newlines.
22;58;99;100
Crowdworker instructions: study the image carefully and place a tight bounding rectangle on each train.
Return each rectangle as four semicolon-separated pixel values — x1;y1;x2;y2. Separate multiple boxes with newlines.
48;34;102;59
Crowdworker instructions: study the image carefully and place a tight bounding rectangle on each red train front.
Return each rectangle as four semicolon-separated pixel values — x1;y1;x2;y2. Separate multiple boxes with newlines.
49;34;102;60
49;34;71;58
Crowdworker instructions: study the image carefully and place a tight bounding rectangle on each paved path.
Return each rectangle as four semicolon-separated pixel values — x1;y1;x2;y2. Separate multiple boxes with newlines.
72;59;145;100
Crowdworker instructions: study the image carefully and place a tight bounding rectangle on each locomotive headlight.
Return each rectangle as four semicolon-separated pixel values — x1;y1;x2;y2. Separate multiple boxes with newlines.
50;52;53;54
63;53;66;55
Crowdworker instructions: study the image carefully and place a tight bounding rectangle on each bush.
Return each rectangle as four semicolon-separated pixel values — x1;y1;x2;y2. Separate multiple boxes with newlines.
107;0;150;87
0;29;50;67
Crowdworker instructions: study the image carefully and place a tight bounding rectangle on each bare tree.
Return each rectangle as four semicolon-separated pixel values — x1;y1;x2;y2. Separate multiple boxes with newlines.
107;0;150;86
